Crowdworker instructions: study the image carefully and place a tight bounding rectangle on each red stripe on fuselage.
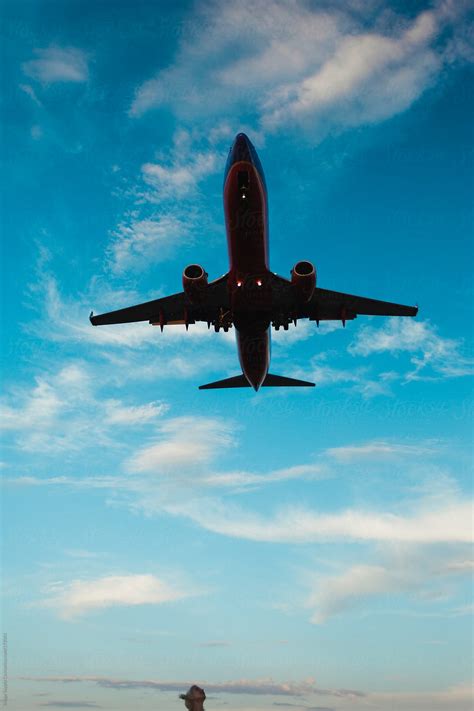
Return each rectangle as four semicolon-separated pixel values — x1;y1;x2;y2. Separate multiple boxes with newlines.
223;159;271;390
224;160;269;277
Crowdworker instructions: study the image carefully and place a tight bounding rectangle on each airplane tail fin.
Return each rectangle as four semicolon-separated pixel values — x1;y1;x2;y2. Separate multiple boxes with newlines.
199;373;315;389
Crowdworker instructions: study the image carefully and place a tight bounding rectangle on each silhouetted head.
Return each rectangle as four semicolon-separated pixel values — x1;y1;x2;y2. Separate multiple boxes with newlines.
180;685;206;711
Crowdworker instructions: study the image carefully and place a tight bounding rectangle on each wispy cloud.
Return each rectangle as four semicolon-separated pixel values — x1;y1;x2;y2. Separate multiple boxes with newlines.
23;47;89;84
38;573;193;619
40;703;101;709
164;497;473;545
106;129;221;274
126;416;235;473
261;10;440;132
108;215;192;275
294;356;394;398
21;675;362;699
273;705;334;711
0;362;168;453
26;258;230;352
130;1;473;140
325;440;436;463
19;83;42;106
104;399;168;425
306;546;473;623
201;463;326;490
349;319;473;380
24;676;474;709
141;139;219;199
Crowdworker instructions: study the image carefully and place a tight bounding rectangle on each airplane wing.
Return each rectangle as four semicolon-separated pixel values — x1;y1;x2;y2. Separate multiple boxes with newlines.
271;275;418;323
90;274;230;327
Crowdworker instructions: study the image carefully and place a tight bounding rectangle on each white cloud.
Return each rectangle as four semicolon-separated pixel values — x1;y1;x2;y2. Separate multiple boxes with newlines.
165;498;473;545
19;83;42;106
126;416;235;473
106;129;221;274
349;319;473;379
142;150;219;199
262;11;440;131
129;1;350;119
0;364;88;434
20;675;358;698
28;265;224;350
368;684;474;711
325;440;436;462
202;463;326;489
108;215;192;275
20;675;474;709
23;47;89;83
307;545;473;624
0;362;168;453
294;356;393;397
104;400;169;425
129;1;472;139
38;573;191;619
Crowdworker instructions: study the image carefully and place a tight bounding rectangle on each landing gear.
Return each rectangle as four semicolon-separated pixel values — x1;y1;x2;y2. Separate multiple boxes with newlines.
272;314;297;331
212;308;233;333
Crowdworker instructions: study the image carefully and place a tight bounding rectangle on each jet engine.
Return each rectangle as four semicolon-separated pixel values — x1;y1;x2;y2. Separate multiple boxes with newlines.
291;260;316;302
183;264;208;302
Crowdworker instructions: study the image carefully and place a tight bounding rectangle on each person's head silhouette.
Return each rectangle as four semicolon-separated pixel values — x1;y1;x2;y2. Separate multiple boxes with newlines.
180;685;206;711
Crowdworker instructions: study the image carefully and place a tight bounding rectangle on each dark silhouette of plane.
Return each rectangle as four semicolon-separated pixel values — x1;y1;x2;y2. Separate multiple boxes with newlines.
90;133;418;390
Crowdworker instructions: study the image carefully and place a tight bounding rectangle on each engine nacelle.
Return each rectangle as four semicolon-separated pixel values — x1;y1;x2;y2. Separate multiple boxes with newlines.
183;264;208;302
291;260;316;302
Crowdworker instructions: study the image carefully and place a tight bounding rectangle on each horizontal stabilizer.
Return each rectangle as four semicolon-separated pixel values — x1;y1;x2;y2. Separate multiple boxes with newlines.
263;373;315;387
199;373;315;389
199;375;250;389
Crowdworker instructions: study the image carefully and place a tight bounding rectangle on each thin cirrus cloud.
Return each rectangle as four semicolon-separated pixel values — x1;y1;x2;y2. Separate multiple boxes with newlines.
27;261;226;350
39;703;101;709
107;130;221;274
38;573;193;619
348;318;474;379
0;361;168;453
324;440;437;462
21;676;474;709
141;146;219;199
108;214;193;275
21;675;362;699
164;497;473;545
298;318;473;394
22;47;89;84
125;416;236;473
129;1;472;139
306;548;474;623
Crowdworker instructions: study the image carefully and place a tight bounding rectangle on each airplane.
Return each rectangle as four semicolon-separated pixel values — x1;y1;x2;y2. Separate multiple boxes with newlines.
90;132;418;391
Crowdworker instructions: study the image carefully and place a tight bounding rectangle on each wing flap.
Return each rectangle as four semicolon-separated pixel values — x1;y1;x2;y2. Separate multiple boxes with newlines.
90;274;230;327
308;287;418;318
90;292;187;326
269;275;417;321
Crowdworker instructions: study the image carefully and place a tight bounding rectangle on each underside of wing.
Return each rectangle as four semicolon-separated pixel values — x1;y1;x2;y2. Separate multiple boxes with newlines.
90;274;231;328
305;287;418;321
270;274;418;323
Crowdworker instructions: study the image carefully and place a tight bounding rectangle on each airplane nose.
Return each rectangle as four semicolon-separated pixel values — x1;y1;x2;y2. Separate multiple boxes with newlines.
231;132;252;164
235;132;249;144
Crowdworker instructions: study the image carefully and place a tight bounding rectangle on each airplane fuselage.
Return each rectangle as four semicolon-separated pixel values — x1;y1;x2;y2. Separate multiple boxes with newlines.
89;133;418;391
223;134;271;390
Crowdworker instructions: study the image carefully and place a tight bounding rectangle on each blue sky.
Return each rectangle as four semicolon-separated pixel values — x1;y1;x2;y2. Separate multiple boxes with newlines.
1;1;473;709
